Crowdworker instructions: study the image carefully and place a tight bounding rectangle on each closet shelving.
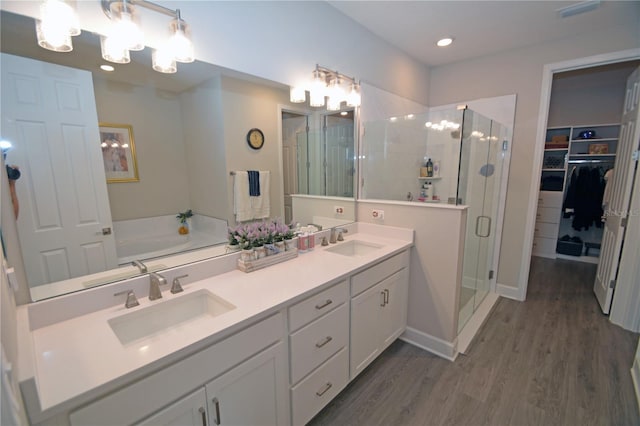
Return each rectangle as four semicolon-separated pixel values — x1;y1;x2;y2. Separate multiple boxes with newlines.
534;123;620;262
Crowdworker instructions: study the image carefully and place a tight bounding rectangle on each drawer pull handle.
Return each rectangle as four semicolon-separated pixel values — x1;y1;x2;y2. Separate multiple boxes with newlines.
381;291;386;307
199;407;207;426
212;397;221;425
315;336;333;348
315;299;333;310
316;382;333;397
384;289;390;305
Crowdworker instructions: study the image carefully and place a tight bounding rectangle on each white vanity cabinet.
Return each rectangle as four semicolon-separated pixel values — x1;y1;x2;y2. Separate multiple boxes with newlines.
69;314;288;426
350;252;409;379
288;280;350;425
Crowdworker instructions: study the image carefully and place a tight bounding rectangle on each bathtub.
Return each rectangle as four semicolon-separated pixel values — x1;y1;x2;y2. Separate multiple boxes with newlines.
113;214;227;265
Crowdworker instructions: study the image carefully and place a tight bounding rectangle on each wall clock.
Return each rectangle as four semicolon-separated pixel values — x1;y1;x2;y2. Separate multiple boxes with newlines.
246;128;265;150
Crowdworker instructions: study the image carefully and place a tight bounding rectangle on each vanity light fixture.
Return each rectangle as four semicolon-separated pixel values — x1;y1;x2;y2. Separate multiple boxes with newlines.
35;0;196;74
290;64;361;111
436;37;454;47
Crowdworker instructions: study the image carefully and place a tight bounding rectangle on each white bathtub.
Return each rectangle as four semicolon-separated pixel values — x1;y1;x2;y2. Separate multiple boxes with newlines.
114;214;227;265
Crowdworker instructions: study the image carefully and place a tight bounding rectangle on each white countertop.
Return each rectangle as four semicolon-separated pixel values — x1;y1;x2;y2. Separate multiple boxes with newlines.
21;224;413;418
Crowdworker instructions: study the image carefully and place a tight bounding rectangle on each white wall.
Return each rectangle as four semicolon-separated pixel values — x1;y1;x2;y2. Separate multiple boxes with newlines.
429;24;640;293
93;78;191;221
0;1;431;106
357;201;467;349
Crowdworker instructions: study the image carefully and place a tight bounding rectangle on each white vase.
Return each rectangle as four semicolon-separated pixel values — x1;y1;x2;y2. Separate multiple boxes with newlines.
255;246;267;259
240;248;255;262
285;237;298;251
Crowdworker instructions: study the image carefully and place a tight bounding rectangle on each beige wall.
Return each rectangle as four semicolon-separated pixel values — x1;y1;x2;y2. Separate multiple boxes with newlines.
221;76;290;225
94;78;191;221
181;76;229;220
548;62;639;126
357;202;467;343
428;25;640;291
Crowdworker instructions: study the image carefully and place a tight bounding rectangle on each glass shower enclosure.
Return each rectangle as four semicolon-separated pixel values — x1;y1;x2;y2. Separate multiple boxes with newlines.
360;107;507;334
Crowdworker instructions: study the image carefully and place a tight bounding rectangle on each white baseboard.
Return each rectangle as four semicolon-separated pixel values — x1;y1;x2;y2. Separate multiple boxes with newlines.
497;283;524;301
457;292;499;354
632;360;640;413
400;327;457;361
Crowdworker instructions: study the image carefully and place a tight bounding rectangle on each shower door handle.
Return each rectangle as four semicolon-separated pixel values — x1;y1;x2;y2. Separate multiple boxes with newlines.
475;216;492;238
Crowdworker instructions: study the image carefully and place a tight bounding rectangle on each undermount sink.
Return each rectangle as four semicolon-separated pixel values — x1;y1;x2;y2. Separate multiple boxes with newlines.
325;240;383;257
108;289;236;345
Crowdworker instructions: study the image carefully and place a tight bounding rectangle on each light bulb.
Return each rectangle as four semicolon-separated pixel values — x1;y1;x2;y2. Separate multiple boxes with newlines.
170;18;194;63
309;70;326;107
346;82;361;107
152;46;177;73
101;35;130;64
290;86;306;103
108;2;144;51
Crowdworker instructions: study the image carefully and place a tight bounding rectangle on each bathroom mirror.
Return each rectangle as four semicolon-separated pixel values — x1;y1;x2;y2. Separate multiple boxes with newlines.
0;10;356;302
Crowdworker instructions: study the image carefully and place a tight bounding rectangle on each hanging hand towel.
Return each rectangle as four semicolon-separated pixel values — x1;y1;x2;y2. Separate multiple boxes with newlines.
251;171;270;219
233;171;253;222
248;170;260;196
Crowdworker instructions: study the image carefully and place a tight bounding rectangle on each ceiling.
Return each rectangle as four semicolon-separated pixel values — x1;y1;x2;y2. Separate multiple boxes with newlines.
328;1;640;68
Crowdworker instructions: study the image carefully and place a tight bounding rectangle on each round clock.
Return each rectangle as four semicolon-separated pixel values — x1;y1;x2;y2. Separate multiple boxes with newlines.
246;128;265;150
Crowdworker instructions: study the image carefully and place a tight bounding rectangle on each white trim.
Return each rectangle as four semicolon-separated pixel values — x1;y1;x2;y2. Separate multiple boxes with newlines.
632;358;640;412
521;49;640;302
400;327;458;361
497;282;524;301
457;292;500;354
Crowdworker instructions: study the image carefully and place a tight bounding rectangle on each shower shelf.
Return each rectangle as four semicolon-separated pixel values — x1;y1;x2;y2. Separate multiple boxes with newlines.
417;176;442;180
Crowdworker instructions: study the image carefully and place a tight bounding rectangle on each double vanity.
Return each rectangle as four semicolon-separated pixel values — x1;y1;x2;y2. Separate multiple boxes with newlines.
16;223;413;425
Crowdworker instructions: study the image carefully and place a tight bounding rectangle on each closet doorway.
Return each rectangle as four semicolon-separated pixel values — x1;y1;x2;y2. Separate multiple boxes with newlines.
532;57;640;318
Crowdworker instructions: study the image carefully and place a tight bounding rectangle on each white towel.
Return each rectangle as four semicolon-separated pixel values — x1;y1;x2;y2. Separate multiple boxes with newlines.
251;171;270;219
233;170;271;221
233;171;253;222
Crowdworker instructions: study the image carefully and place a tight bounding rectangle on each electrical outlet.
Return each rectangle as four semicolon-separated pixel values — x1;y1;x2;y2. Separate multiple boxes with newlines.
372;209;384;220
334;206;344;215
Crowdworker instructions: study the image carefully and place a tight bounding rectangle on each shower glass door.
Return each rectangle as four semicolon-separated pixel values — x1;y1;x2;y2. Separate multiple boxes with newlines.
457;110;505;332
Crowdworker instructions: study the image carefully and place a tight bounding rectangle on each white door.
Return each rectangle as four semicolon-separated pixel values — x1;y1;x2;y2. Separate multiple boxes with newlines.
205;343;288;426
594;66;640;314
350;281;384;378
282;113;305;224
137;388;207;426
380;269;409;348
1;53;117;287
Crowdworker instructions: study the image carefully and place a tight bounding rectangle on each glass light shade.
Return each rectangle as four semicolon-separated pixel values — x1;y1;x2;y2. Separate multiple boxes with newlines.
170;19;195;63
152;47;177;74
36;19;73;52
309;70;326;107
100;35;130;64
346;82;361;107
38;0;80;40
290;87;306;103
326;96;342;111
108;2;144;51
326;78;345;111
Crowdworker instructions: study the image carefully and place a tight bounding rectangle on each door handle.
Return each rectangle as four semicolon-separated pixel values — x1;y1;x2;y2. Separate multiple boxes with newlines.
211;397;220;425
199;407;207;426
384;289;390;305
475;216;492;238
96;227;112;236
380;291;386;307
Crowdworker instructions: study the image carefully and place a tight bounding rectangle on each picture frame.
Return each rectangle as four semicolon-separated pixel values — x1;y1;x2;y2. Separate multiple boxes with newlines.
588;143;609;154
99;123;139;183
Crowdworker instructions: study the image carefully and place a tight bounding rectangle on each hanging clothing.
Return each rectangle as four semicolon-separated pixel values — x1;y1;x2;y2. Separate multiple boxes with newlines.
562;166;605;231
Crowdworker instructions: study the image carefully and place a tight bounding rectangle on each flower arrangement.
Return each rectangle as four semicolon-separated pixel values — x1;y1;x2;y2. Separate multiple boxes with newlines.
228;218;293;250
176;209;193;224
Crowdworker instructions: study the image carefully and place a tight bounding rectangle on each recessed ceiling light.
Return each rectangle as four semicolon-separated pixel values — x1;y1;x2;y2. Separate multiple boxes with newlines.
340;111;348;116
100;64;115;72
437;37;454;47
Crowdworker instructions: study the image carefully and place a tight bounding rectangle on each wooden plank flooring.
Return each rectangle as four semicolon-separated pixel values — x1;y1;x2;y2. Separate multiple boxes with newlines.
309;256;640;425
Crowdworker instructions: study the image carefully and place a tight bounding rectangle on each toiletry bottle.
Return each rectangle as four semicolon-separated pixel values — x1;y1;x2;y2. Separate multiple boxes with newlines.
426;158;434;177
298;232;308;252
424;181;434;201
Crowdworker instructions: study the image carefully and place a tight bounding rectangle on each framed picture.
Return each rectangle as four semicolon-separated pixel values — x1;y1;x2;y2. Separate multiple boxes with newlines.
99;123;139;183
588;143;609;154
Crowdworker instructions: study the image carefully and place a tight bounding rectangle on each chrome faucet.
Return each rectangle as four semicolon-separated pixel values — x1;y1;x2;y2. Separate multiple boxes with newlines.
308;223;323;231
114;290;139;308
329;227;348;244
132;259;148;273
148;272;167;300
171;274;188;294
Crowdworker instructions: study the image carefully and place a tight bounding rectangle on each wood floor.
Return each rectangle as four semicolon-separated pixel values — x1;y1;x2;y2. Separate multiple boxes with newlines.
309;256;640;425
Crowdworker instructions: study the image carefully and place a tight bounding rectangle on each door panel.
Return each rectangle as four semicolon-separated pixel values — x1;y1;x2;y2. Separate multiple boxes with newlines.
594;66;640;314
1;53;117;287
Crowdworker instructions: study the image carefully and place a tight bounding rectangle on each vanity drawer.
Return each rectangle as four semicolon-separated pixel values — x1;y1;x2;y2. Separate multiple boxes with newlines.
290;303;348;384
535;207;561;224
532;236;557;257
351;251;409;296
534;221;559;239
538;191;563;208
291;347;349;426
289;280;348;332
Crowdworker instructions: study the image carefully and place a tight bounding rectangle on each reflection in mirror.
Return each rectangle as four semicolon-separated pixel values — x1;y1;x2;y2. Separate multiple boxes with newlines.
0;10;356;302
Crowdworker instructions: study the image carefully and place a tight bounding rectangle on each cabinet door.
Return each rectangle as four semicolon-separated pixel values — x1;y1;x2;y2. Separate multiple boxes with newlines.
380;269;408;349
350;280;384;379
205;342;288;426
137;388;207;426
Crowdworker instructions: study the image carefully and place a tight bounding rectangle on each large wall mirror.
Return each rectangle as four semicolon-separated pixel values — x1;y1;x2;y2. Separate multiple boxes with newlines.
0;10;356;302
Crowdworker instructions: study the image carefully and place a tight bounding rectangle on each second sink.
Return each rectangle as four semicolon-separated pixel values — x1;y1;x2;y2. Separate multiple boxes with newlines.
108;289;236;345
325;240;383;257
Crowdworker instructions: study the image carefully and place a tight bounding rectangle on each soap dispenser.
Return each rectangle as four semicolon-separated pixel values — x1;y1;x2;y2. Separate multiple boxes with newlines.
426;158;434;177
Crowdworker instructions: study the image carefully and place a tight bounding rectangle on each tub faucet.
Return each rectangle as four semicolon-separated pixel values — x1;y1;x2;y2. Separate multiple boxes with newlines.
149;272;167;301
132;260;147;273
